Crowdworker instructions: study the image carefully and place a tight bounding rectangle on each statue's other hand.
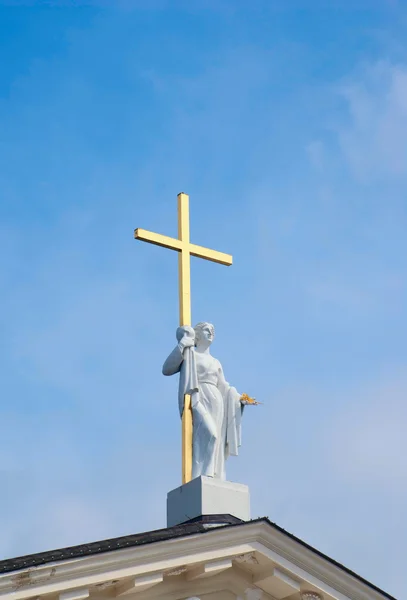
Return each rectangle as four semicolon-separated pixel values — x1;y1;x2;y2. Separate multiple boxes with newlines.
240;393;259;405
179;336;195;351
176;325;195;340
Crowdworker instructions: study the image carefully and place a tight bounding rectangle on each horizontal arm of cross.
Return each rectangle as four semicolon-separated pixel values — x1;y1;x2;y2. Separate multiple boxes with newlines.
134;228;233;266
134;228;182;251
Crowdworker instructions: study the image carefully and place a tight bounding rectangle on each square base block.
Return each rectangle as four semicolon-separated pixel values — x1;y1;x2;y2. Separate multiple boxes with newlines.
167;476;250;527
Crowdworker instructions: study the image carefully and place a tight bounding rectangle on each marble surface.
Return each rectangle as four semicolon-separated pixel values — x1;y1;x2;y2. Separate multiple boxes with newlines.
163;322;245;480
167;475;250;527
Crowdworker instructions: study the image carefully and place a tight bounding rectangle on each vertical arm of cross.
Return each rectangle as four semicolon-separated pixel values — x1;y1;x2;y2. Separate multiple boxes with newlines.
134;191;233;486
177;193;191;326
177;193;193;483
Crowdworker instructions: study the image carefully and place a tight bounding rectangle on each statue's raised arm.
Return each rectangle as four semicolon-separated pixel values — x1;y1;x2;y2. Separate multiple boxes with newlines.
162;325;195;377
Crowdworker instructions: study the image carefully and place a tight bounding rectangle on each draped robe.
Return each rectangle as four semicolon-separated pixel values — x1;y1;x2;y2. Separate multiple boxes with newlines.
162;327;244;480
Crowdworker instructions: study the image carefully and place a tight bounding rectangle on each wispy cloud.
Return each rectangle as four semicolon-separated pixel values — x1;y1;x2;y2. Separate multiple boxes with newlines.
329;374;407;488
338;61;407;181
306;272;405;316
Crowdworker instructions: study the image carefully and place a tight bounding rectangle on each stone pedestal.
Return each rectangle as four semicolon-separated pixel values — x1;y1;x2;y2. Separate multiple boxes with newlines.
167;476;250;527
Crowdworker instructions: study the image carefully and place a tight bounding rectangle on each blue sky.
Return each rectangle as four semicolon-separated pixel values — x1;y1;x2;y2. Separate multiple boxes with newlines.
0;1;406;597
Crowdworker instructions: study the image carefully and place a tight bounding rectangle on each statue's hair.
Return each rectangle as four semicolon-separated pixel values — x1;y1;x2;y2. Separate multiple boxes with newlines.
194;322;215;342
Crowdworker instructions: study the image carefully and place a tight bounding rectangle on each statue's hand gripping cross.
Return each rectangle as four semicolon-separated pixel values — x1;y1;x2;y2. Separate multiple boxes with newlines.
135;193;233;484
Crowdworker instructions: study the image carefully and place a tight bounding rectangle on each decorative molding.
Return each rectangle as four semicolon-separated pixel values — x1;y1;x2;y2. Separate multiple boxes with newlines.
0;521;392;600
185;559;232;581
59;589;89;600
115;573;163;596
235;552;259;565
119;569;254;600
164;566;188;577
301;593;323;600
255;566;301;598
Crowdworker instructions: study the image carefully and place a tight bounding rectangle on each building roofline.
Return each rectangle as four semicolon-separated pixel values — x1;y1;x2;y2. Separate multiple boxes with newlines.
0;515;396;600
261;517;396;600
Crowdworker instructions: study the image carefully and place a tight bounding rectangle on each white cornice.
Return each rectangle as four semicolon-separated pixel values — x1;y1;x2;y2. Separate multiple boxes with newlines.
0;521;393;600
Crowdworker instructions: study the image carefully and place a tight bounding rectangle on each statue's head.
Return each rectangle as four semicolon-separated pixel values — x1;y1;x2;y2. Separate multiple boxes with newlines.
194;322;215;347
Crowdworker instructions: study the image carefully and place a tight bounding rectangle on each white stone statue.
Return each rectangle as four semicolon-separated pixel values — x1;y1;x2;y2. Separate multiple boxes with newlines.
163;322;254;480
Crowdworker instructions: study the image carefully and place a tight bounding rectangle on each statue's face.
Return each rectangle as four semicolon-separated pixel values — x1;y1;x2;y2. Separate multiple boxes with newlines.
197;323;215;345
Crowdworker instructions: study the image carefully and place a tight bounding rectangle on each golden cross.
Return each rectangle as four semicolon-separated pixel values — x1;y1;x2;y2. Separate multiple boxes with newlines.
134;192;233;483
